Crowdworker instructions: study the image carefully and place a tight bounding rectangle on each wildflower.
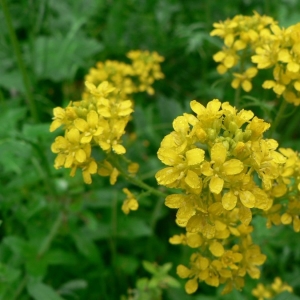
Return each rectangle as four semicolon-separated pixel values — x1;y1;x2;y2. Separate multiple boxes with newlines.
122;188;139;214
231;67;258;92
156;98;285;294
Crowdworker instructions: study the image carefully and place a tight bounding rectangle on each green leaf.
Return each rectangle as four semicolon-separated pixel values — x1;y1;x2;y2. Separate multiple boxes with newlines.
273;291;300;300
117;217;152;239
0;263;21;283
25;33;103;82
27;280;65;300
142;261;157;275
58;279;88;292
72;233;100;263
115;255;139;275
163;276;180;288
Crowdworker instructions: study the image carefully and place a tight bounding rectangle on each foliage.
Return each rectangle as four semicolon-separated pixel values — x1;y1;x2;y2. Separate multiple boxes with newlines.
1;0;300;299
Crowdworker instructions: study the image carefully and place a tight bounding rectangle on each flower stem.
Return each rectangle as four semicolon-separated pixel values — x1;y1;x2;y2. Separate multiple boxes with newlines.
234;85;241;108
109;155;168;199
0;0;39;122
37;211;64;257
269;99;287;138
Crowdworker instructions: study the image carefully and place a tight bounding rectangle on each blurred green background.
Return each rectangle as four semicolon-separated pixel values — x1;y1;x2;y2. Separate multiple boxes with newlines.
1;0;300;299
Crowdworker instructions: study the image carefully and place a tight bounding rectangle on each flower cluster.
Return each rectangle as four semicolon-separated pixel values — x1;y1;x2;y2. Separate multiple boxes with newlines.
252;277;293;299
84;50;164;99
50;50;164;186
156;99;289;294
264;147;300;231
50;81;133;184
211;12;300;105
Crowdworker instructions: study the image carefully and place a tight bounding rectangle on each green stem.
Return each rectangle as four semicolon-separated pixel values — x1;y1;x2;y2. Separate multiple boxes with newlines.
234;85;241;108
0;0;39;122
12;276;27;300
0;88;5;104
269;99;287;138
37;211;64;257
150;196;165;230
109;155;168;199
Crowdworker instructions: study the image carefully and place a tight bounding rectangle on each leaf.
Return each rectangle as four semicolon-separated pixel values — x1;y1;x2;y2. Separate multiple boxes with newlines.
142;261;157;275
273;291;300;300
58;279;88;292
71;233;100;263
27;281;65;300
0;263;21;283
117;217;152;239
25;33;103;82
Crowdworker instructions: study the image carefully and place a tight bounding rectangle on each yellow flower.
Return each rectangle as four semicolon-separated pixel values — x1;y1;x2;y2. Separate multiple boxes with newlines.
231;67;258;92
121;188;138;214
202;143;244;195
74;110;103;143
51;128;90;169
98;160;120;185
252;283;272;300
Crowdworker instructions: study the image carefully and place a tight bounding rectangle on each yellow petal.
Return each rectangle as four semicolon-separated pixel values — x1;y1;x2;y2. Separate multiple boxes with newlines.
238;206;252;225
82;170;92;184
155;167;180;185
87;110;99;127
165;194;185;208
50;120;62;132
74;118;88;132
281;213;292;224
211;143;226;165
187;233;203;248
239;190;255;208
209;241;224;257
173;116;189;133
113;144;126;154
177;265;191;278
81;135;93;144
231;78;240;89
185;279;198;294
186;148;205;165
222;191;237;210
209;176;224;194
75;149;87;163
185;170;202;189
223;159;244;175
246;67;258;78
241;80;252;92
262;80;275;89
67;128;80;143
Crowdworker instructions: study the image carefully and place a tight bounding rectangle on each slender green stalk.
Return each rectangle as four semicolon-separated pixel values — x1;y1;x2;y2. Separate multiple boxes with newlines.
12;276;27;300
37;211;64;257
1;0;39;122
150;196;165;230
269;99;288;138
0;88;5;104
110;155;168;199
234;85;241;108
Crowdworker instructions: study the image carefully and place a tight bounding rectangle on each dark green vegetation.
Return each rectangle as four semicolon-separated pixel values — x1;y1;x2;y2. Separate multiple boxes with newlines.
1;0;300;299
